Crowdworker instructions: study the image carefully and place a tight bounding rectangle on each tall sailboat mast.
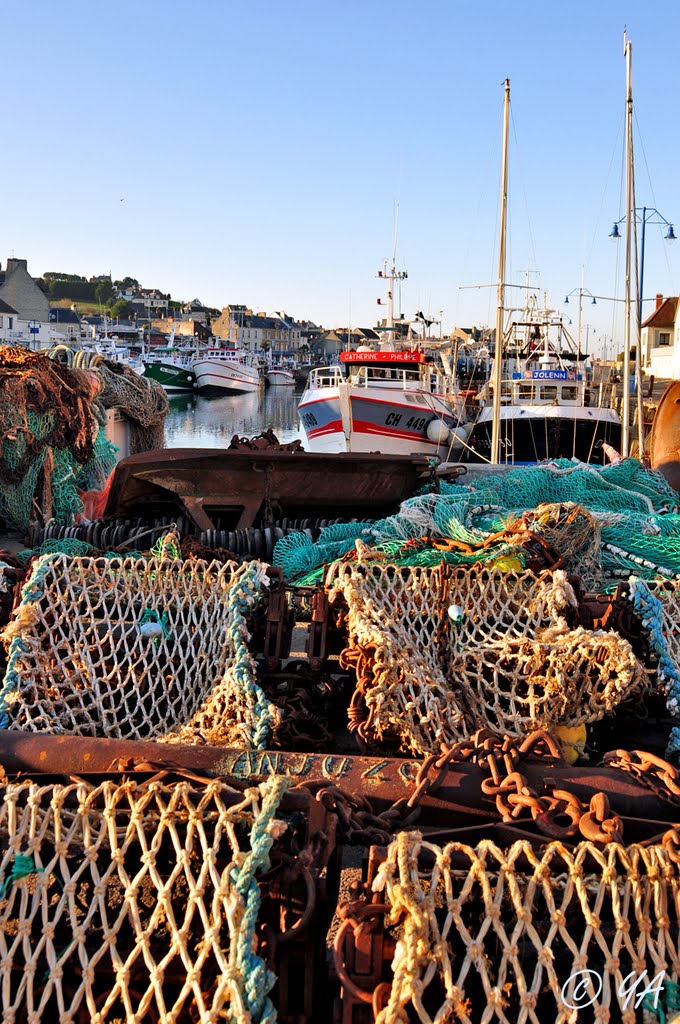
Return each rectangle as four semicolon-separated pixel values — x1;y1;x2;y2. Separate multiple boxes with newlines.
622;36;635;458
491;78;510;465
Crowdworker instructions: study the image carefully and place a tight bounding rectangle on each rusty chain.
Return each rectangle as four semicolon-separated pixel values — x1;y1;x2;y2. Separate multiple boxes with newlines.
310;729;630;847
603;748;680;803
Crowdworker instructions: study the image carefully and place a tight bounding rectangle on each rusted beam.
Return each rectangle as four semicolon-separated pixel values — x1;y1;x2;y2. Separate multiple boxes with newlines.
0;732;678;824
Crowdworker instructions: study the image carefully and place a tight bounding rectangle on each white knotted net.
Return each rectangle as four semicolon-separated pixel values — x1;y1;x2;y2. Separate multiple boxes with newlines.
0;773;288;1024
371;830;680;1024
327;564;644;755
0;553;278;749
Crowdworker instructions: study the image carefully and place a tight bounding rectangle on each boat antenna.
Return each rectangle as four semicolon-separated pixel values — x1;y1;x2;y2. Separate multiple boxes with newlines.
491;78;511;465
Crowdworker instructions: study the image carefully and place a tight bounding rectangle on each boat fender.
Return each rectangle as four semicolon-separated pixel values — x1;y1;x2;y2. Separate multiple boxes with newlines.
602;443;622;465
427;419;451;444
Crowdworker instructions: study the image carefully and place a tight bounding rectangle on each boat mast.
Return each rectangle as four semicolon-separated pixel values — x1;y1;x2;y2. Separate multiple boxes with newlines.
622;36;634;458
378;256;407;352
491;78;510;465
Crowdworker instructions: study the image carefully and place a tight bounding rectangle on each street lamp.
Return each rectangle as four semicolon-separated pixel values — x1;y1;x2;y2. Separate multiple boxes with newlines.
564;286;597;353
610;206;676;328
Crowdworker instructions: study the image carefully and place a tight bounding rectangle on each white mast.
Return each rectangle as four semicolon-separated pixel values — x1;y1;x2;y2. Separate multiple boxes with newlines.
622;37;634;458
491;78;510;465
377;257;407;351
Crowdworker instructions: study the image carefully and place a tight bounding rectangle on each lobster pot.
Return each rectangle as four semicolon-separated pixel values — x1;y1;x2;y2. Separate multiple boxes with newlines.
371;831;680;1024
0;553;277;749
0;774;287;1024
326;564;644;755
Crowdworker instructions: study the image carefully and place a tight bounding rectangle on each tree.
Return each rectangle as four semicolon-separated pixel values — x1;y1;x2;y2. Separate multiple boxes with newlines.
110;299;133;320
94;279;115;306
114;276;140;291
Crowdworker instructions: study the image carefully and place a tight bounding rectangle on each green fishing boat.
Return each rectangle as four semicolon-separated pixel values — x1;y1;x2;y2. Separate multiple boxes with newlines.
143;347;196;392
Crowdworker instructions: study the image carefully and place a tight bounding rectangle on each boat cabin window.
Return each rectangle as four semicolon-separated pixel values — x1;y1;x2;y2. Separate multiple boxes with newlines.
541;386;558;401
518;384;534;400
561;385;578;401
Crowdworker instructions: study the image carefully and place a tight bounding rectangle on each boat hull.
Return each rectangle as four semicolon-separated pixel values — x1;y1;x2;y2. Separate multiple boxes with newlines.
143;362;196;392
266;369;296;387
461;407;622;464
192;358;261;395
298;385;467;456
650;380;680;490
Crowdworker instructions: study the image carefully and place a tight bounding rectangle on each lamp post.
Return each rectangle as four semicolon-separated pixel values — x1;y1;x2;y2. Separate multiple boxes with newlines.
610;204;675;456
563;285;597;353
610;207;676;331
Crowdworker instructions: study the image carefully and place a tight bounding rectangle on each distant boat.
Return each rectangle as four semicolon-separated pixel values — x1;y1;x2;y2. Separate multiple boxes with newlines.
143;347;196;392
192;346;261;394
266;365;296;387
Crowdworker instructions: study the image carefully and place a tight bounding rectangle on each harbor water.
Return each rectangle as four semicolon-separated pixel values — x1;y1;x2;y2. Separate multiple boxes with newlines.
164;387;305;448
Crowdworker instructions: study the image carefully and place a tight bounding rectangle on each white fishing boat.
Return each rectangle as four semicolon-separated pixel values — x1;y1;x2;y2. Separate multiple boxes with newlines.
462;300;621;463
298;260;469;455
266;365;296;387
192;346;261;394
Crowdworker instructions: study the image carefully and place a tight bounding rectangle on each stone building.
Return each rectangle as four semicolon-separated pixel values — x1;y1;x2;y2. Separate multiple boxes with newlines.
0;258;52;348
0;259;49;323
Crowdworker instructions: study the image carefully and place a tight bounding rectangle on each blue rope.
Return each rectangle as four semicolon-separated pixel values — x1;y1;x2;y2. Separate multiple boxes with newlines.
0;552;62;729
230;775;289;1023
629;576;680;757
228;562;277;750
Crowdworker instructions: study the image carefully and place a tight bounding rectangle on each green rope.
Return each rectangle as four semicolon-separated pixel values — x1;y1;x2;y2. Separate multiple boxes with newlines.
229;775;289;1023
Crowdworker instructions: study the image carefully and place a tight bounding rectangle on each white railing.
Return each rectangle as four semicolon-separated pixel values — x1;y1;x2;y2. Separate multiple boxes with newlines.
307;366;344;387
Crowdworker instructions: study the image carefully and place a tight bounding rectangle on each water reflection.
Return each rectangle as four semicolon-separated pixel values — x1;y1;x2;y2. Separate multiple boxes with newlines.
164;388;305;449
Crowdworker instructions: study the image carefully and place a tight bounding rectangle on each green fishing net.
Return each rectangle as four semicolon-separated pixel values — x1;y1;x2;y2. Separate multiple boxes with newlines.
273;459;680;587
0;348;118;532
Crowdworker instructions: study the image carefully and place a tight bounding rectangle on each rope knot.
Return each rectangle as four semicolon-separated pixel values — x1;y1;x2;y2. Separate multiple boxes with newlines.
467;942;484;962
538;947;554;967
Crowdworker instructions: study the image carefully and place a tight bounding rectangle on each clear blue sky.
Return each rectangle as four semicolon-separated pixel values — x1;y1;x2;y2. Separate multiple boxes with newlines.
3;0;679;355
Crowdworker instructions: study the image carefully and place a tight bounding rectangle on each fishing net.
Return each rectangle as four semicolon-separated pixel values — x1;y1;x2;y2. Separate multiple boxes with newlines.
626;577;680;758
0;552;278;749
327;564;644;755
459;458;678;515
0;772;288;1024
274;460;680;589
0;347;118;531
93;358;169;453
370;829;680;1024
